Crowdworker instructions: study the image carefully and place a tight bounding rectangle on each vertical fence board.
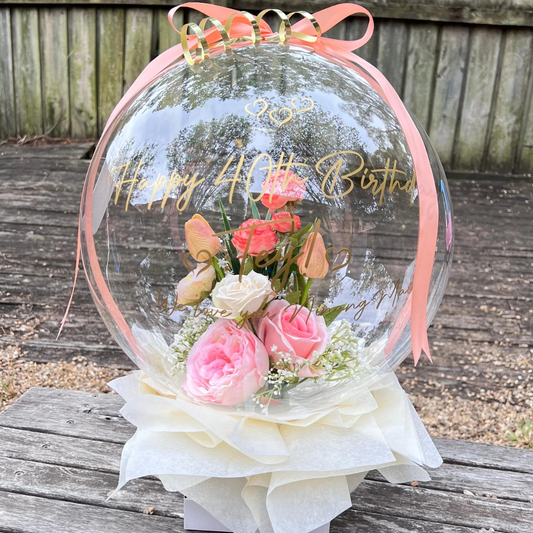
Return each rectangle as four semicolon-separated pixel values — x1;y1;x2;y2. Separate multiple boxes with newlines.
518;85;533;174
124;8;153;93
487;29;533;173
377;20;409;96
97;9;125;134
12;8;42;136
0;8;16;139
403;22;439;131
455;27;502;171
68;8;97;138
347;16;379;65
429;26;469;168
40;8;69;137
158;8;181;53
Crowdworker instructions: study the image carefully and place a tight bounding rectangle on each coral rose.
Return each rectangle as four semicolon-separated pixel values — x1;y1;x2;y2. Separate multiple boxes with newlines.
211;271;275;319
185;214;221;262
176;263;216;305
271;212;301;233
255;299;329;377
183;319;269;406
261;170;306;212
231;219;277;257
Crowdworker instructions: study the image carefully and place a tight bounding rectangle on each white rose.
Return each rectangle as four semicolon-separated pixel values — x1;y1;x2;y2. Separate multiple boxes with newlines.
176;263;216;305
211;271;275;319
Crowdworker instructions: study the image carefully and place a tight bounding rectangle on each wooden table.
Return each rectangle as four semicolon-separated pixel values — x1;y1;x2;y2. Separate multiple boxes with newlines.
0;388;532;532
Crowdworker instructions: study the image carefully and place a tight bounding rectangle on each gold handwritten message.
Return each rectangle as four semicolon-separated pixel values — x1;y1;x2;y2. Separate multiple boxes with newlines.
156;275;412;325
110;151;416;213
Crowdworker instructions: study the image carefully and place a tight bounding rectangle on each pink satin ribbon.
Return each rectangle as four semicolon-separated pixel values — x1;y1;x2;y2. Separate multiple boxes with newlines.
61;2;438;364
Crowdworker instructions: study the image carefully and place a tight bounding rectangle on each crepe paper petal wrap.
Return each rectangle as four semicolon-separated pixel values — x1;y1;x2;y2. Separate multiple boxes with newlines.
61;2;439;367
110;371;442;533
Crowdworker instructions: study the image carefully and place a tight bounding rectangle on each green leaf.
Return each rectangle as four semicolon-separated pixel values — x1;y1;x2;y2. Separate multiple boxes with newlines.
218;195;241;274
265;211;272;221
218;196;232;233
322;305;346;326
285;290;301;305
250;199;261;220
243;257;254;275
292;223;312;241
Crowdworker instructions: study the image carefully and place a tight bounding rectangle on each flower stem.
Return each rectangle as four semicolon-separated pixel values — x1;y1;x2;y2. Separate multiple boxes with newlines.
212;257;225;281
300;277;313;306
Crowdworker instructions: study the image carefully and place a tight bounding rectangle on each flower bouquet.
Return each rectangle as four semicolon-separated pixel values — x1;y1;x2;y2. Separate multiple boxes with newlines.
170;169;375;409
68;3;454;532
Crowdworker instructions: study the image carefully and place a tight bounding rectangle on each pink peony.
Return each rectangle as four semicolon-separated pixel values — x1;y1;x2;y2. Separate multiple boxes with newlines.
261;170;306;212
255;299;329;377
231;219;278;257
271;212;301;233
183;319;269;406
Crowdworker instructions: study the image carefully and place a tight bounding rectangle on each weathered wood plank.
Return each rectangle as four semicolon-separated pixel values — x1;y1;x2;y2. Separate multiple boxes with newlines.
0;490;183;533
97;9;125;134
350;480;533;533
39;8;70;137
1;419;533;533
376;20;409;97
68;8;98;138
0;8;16;139
454;26;502;171
3;1;533;27
0;455;184;517
486;29;533;173
123;8;154;93
0;142;93;160
403;22;439;131
429;25;469;168
3;388;533;476
11;8;43;136
158;7;181;53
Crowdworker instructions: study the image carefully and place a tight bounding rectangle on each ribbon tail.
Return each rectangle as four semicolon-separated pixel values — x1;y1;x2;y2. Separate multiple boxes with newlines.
319;44;438;363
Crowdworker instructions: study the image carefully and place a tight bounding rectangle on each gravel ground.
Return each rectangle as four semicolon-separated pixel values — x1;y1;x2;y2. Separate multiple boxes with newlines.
1;343;531;449
0;345;125;412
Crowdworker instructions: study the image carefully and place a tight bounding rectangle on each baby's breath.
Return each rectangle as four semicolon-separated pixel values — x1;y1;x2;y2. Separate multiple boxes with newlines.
314;319;374;381
170;315;214;372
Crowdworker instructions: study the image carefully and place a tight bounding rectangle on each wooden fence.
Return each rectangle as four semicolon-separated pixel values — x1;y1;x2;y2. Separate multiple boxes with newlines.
1;0;533;175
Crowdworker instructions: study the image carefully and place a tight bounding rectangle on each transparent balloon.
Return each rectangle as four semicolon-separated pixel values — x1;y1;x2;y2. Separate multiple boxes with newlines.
82;42;453;412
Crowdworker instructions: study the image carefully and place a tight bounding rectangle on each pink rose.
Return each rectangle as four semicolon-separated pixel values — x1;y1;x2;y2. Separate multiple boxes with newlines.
261;170;306;212
271;212;301;233
184;319;269;406
231;219;278;257
255;299;329;377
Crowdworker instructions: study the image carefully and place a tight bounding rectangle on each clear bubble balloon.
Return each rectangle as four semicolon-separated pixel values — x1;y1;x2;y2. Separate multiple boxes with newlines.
82;42;453;410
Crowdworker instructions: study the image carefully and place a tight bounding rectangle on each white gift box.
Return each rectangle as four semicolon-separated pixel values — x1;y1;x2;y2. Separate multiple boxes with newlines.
184;498;330;533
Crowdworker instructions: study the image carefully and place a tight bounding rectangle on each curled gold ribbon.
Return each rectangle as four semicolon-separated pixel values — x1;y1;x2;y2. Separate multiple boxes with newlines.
177;9;322;65
180;22;210;64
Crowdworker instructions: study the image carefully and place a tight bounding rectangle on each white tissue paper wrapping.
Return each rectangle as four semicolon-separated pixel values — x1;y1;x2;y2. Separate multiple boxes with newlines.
110;371;442;533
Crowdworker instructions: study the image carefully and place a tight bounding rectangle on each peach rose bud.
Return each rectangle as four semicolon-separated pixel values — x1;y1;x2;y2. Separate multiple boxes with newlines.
176;263;216;305
185;214;221;261
297;230;329;279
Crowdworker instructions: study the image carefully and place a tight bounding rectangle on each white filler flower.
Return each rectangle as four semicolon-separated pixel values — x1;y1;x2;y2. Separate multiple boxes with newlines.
211;271;275;319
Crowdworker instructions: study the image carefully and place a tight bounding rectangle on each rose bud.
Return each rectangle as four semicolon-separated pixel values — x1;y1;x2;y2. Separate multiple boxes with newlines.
271;212;301;233
185;214;221;262
176;263;216;305
297;230;329;279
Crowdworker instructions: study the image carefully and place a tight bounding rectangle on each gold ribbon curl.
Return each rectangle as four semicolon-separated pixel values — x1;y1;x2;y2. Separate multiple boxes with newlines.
178;9;322;66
